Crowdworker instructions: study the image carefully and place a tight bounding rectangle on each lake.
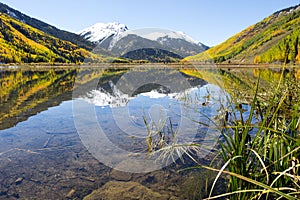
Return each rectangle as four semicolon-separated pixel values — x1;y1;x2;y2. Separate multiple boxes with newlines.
0;64;290;199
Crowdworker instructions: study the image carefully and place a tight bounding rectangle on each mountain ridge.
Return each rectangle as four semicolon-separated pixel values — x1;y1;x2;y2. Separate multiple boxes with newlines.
122;48;183;63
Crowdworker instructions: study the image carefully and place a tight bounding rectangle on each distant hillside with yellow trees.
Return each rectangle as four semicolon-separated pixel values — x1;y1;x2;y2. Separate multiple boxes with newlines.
184;4;300;65
0;13;102;64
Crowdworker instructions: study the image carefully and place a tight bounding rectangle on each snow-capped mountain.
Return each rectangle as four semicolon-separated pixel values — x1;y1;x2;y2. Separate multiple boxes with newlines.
78;23;209;57
78;22;128;43
139;30;199;45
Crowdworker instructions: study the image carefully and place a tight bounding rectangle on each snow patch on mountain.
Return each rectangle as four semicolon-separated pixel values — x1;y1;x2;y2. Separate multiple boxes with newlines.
78;22;128;43
6;9;26;23
6;9;17;18
142;31;199;44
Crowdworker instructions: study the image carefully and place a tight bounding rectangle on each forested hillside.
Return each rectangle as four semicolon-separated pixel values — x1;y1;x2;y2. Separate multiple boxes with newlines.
0;13;102;63
185;5;300;64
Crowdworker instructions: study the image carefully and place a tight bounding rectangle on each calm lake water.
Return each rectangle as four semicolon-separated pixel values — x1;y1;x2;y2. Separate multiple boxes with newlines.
0;65;283;199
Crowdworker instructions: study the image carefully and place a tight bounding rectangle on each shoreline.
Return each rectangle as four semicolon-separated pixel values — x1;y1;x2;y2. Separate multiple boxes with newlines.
0;62;299;70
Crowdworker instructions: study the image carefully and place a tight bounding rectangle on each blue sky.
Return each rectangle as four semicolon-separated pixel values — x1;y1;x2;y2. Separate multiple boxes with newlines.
0;0;299;46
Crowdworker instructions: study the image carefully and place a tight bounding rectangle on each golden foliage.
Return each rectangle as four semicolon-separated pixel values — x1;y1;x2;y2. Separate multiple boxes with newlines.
185;5;300;64
0;13;102;63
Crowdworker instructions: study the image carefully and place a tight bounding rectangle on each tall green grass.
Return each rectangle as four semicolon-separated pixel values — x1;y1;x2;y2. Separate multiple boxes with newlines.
206;67;300;199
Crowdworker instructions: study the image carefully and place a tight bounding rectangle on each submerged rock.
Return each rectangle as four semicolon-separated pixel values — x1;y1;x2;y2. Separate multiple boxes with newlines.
66;189;76;198
84;181;170;200
110;170;132;181
15;177;23;185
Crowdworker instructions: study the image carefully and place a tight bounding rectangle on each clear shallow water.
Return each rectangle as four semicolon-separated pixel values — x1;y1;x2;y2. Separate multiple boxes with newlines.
0;66;234;199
